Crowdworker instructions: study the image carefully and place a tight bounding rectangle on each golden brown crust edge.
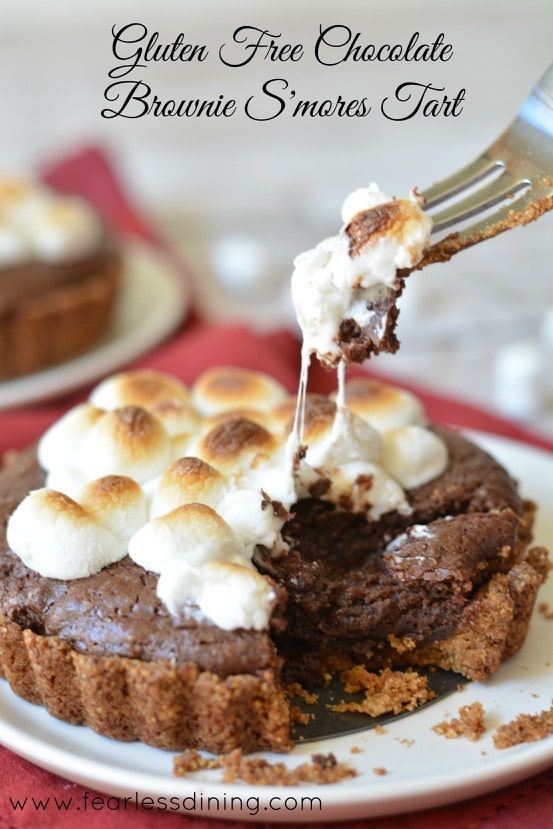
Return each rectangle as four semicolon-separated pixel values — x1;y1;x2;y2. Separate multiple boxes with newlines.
384;545;549;681
0;618;292;754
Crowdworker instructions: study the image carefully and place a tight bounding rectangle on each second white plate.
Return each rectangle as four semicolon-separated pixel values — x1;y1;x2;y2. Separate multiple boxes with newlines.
0;241;189;410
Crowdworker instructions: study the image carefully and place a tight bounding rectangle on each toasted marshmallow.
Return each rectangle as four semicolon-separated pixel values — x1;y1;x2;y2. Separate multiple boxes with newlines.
150;457;226;518
31;198;103;261
0;224;27;264
150;399;200;438
269;395;299;433
0;178;103;264
0;177;36;206
217;487;283;554
128;502;243;572
302;402;382;470
37;403;105;473
80;406;171;483
326;460;410;519
291;184;432;366
90;369;190;412
202;407;270;433
191;367;288;416
341;184;430;258
44;467;87;500
157;559;275;631
79;475;148;543
381;426;448;489
6;488;124;579
195;417;276;477
339;377;425;432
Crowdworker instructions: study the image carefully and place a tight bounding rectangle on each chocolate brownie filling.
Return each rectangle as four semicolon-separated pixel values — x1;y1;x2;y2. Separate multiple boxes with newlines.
253;428;529;679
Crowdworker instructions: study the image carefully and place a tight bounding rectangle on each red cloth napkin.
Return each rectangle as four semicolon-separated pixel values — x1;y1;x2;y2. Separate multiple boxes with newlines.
0;146;551;828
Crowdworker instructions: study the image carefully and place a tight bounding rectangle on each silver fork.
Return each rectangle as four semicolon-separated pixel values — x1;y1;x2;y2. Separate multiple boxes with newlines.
417;63;553;268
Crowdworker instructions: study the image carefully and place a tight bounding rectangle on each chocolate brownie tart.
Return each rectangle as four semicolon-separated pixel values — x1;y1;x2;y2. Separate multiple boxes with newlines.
0;367;549;754
0;184;549;755
0;177;121;380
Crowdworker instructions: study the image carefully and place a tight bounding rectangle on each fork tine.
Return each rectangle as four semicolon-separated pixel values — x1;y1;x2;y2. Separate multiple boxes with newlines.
421;156;503;210
430;170;531;233
462;186;548;239
416;183;553;270
413;64;553;270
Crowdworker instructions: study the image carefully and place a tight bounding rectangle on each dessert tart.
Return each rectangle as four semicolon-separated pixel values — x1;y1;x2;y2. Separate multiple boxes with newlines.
0;177;121;380
0;185;548;755
0;367;548;753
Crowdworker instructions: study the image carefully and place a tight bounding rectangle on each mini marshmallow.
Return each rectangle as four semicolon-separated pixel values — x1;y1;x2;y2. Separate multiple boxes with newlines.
0;225;27;264
90;369;190;412
150;456;227;518
339;377;425;432
381;426;448;489
191;367;288;416
157;559;275;631
268;395;299;433
217;487;283;554
37;403;105;473
0;177;36;206
201;407;269;433
341;183;390;224
79;406;172;483
170;433;194;461
128;502;242;572
6;488;124;579
292;184;431;366
30;198;103;261
149;399;200;438
343;187;431;270
313;460;410;519
302;404;382;470
0;179;104;264
45;467;87;500
79;475;148;543
194;417;275;477
295;394;337;441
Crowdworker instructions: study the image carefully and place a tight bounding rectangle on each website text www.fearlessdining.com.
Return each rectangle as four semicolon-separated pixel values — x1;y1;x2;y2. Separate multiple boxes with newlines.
7;790;323;817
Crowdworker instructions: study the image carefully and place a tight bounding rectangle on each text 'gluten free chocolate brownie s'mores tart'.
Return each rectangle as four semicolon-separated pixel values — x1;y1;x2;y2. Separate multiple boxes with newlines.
0;177;121;380
0;185;549;755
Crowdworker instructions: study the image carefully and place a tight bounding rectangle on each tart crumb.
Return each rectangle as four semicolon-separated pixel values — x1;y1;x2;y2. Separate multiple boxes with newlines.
328;666;435;716
432;701;486;741
493;704;553;749
173;749;222;774
289;704;313;726
285;681;319;705
173;749;357;784
372;766;388;776
537;601;553;620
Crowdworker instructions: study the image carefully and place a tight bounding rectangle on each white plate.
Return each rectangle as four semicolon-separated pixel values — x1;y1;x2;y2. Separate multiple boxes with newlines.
0;433;552;822
0;241;189;409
